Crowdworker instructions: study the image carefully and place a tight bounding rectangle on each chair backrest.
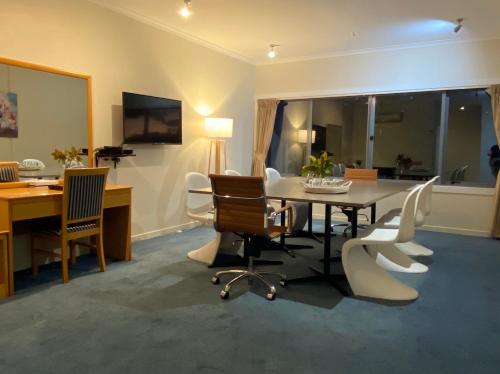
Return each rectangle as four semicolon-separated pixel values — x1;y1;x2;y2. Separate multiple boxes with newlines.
344;168;378;180
265;167;281;185
224;169;241;176
210;174;268;236
457;165;469;181
185;172;212;214
0;162;19;182
414;176;439;226
63;168;108;226
338;163;345;176
396;185;422;243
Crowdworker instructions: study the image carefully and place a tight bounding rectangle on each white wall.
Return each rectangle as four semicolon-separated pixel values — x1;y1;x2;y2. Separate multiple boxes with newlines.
257;39;500;236
0;0;255;242
0;0;256;270
0;64;87;167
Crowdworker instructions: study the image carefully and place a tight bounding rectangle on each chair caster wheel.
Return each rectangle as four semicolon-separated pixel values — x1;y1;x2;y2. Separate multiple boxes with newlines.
266;292;276;301
279;279;287;287
211;276;220;285
220;290;229;299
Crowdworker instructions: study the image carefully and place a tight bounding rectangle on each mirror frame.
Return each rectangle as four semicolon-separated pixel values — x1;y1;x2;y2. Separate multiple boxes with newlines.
0;56;94;166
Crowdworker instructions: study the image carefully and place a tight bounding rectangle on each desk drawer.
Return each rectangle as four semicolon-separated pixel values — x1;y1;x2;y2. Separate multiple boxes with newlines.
104;189;131;208
12;197;61;221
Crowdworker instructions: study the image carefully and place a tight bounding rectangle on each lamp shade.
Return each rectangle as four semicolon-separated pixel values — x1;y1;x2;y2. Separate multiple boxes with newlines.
298;129;316;144
204;117;233;138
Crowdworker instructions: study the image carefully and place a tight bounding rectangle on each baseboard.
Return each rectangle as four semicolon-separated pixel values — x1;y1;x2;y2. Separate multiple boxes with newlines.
420;224;490;237
313;214;490;237
132;221;201;242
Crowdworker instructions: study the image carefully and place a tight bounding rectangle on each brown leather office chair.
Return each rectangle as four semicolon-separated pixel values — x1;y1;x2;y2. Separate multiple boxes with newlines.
31;167;109;283
209;174;293;301
333;168;378;236
0;162;19;182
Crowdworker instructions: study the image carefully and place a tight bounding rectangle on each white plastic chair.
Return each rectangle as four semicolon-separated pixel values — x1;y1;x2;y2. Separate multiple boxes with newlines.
341;185;422;301
377;176;439;257
185;172;220;265
265;168;308;232
224;169;241;176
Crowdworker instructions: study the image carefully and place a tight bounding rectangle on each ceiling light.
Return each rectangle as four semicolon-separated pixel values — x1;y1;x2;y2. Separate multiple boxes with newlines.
180;0;192;18
454;18;464;33
459;106;465;111
268;44;279;59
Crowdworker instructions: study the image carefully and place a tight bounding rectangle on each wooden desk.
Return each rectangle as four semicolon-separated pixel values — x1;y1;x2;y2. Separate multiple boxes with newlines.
0;184;132;296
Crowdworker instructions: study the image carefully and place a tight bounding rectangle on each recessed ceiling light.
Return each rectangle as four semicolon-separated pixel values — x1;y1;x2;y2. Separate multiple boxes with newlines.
180;0;192;18
459;106;465;111
454;18;464;33
268;44;279;59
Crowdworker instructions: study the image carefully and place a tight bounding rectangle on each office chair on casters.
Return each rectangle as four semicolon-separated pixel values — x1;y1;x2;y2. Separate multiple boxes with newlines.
332;168;378;237
209;174;292;301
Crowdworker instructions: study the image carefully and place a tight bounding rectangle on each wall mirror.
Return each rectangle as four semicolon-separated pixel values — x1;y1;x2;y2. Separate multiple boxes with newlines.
0;57;93;178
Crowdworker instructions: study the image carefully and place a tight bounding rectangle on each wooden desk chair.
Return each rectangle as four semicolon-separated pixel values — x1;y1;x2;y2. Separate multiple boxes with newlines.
31;167;109;283
0;231;8;297
0;162;19;182
333;168;379;236
209;174;293;301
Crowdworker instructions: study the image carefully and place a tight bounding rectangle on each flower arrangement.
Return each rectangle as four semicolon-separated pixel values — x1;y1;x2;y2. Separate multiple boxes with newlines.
301;151;334;178
395;153;413;170
51;147;83;168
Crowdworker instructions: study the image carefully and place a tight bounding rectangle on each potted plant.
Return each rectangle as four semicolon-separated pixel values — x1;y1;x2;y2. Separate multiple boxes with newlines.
301;151;334;178
51;146;84;169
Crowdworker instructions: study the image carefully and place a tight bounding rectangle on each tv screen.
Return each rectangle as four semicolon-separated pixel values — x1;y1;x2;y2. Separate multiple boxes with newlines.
122;92;182;144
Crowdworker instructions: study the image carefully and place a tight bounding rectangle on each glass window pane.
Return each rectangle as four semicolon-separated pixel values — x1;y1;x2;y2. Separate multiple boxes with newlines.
311;97;368;169
373;92;441;180
446;89;497;186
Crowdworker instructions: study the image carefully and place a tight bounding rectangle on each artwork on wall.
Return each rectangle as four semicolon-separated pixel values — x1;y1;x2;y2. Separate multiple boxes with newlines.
0;92;18;138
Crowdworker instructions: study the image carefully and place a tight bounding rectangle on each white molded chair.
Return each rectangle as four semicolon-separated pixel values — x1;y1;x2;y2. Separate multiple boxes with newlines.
377;176;439;258
224;169;241;176
341;185;422;301
185;172;220;265
265;168;308;231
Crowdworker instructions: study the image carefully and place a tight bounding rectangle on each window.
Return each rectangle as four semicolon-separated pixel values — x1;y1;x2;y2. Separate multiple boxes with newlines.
266;88;498;187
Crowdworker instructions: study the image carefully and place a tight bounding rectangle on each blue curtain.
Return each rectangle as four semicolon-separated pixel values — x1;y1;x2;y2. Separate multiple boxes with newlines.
266;101;288;168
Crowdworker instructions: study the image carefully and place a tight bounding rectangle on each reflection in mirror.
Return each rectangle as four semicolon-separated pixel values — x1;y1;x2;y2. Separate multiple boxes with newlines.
0;63;88;177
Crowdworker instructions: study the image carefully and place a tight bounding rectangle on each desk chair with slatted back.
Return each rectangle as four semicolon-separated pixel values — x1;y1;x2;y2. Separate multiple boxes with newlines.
209;174;293;301
31;167;109;283
332;168;378;236
0;162;19;182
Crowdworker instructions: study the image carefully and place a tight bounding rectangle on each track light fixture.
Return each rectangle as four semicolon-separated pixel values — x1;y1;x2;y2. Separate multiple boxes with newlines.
454;18;464;33
180;0;192;18
268;44;279;59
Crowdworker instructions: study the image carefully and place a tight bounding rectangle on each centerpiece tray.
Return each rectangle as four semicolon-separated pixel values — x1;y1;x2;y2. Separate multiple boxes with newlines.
303;179;352;194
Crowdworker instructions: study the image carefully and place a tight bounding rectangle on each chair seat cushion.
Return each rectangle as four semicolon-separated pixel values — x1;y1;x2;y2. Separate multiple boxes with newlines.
36;222;98;236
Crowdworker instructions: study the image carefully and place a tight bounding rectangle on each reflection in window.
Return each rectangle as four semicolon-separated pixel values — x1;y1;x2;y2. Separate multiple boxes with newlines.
446;89;497;186
373;92;441;181
311;97;368;168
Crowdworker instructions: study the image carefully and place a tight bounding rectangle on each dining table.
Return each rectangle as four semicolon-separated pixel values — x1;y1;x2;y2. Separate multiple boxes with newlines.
189;176;415;294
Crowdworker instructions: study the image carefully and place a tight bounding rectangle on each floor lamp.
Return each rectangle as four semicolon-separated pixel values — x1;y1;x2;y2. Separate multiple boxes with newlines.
205;117;233;175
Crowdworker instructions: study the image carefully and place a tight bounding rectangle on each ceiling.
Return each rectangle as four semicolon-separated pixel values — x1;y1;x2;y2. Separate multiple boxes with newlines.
92;0;500;64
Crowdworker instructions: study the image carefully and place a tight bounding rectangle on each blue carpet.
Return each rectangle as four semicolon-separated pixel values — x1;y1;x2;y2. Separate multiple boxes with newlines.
0;224;499;373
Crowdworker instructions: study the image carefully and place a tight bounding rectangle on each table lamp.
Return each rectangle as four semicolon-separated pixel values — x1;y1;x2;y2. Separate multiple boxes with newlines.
205;117;233;174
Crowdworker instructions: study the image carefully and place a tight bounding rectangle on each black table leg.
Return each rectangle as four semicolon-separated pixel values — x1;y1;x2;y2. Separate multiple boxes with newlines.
287;203;348;296
351;207;358;238
280;199;286;248
371;203;376;224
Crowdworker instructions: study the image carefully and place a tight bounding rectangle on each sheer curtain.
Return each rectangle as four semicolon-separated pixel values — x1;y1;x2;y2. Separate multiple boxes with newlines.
488;85;500;238
252;99;279;177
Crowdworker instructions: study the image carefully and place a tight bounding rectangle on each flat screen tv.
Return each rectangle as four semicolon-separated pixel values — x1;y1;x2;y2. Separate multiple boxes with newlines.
122;92;182;144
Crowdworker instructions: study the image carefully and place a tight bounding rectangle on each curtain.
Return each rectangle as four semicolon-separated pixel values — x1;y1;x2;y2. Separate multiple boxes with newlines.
487;85;500;238
252;99;279;177
266;101;288;168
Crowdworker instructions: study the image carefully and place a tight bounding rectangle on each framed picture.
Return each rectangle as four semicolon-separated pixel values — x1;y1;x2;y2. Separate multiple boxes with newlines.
0;92;18;138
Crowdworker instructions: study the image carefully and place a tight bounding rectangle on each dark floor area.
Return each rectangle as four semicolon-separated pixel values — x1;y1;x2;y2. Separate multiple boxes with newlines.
1;224;500;373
